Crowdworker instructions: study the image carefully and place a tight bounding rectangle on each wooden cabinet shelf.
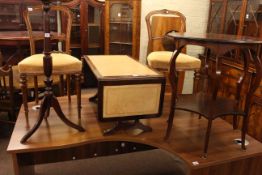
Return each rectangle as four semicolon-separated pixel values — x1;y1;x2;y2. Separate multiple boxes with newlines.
110;21;132;24
88;23;99;26
72;23;80;27
70;43;81;48
109;41;132;45
88;43;100;48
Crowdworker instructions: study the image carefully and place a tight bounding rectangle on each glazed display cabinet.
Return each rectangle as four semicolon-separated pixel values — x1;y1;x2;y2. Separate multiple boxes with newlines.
104;0;141;60
63;0;105;55
0;0;41;31
208;0;262;36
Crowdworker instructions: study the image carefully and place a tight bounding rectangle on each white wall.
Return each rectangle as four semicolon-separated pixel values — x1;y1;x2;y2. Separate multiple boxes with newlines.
139;0;210;93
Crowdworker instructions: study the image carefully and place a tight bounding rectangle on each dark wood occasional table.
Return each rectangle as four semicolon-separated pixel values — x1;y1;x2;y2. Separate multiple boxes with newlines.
164;32;262;151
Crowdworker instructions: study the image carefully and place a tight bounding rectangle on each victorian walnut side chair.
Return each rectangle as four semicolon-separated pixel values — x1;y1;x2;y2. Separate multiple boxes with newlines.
145;9;201;94
23;4;75;103
18;5;82;119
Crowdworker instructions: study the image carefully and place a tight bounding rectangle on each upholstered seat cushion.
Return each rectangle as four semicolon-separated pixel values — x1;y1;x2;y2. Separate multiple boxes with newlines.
3;66;61;89
18;53;82;75
147;51;201;70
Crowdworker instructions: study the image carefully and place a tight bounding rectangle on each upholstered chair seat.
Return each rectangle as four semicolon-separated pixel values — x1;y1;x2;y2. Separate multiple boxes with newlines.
147;51;201;71
3;66;60;89
18;53;82;75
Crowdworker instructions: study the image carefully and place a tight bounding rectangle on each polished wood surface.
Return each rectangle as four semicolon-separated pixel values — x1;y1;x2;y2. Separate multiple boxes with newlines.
0;31;65;43
0;31;69;50
150;16;183;51
0;31;31;41
7;92;262;175
167;32;262;44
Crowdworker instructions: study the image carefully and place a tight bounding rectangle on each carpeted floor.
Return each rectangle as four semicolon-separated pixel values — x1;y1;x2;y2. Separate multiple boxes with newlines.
0;121;14;175
0;112;188;175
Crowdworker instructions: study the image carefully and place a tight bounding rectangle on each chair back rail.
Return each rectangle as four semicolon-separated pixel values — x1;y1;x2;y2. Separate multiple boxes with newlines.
145;9;186;55
23;5;73;54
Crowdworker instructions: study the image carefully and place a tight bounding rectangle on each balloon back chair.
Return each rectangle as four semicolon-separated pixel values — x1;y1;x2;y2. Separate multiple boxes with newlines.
18;3;84;143
20;4;81;118
145;9;201;94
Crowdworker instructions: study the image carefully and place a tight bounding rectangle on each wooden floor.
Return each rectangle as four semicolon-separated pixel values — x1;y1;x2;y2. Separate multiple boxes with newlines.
7;91;262;175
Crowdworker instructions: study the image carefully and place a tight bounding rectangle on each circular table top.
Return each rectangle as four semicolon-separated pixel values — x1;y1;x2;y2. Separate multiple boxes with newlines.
166;31;262;45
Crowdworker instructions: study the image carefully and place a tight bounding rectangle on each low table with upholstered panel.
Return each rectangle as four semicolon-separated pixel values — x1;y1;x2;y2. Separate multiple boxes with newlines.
84;55;165;134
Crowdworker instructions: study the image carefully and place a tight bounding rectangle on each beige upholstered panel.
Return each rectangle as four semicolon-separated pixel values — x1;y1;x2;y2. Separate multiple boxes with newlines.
18;53;82;75
88;55;158;77
103;84;161;118
147;51;201;70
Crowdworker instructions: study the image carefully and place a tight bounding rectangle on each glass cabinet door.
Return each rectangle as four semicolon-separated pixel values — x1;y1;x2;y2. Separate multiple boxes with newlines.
242;0;261;37
223;0;262;37
109;2;133;56
87;4;103;54
70;4;81;49
0;3;22;30
69;1;104;56
224;0;244;35
208;0;225;33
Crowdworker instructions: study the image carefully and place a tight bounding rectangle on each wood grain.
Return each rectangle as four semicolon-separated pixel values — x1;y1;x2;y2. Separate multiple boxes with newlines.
7;93;262;171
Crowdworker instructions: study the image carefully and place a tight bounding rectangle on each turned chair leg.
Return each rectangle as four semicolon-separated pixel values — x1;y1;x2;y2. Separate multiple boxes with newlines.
66;74;71;102
241;115;248;150
193;70;201;94
34;76;39;104
59;75;64;96
20;74;29;118
203;119;213;158
75;73;81;119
